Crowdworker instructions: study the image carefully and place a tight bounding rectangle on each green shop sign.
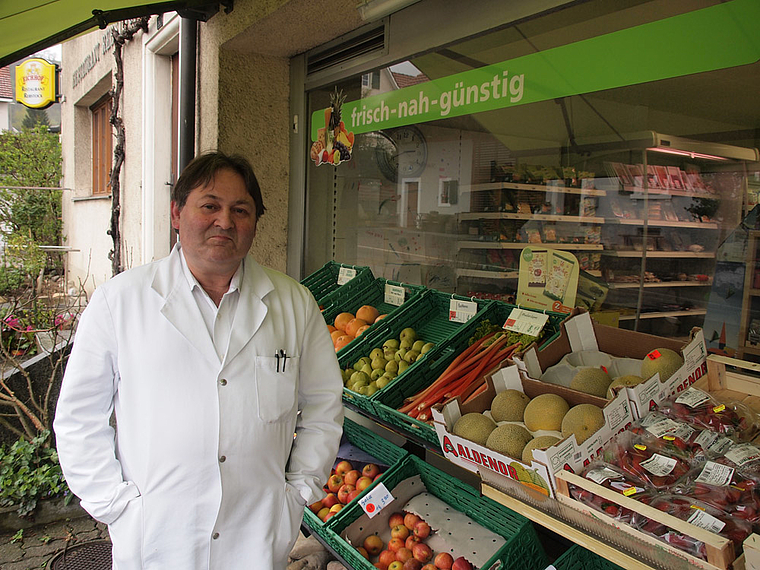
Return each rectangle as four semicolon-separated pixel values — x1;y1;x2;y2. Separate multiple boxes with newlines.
311;0;760;141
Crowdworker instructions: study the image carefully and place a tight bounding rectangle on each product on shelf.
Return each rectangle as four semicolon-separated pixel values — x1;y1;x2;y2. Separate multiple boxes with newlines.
568;461;649;523
641;347;684;383
331;305;387;352
604;431;690;489
309;459;387;523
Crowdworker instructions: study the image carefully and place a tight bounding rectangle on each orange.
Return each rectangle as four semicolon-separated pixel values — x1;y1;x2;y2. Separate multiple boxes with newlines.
356;305;380;324
330;330;344;344
345;318;368;337
327;325;337;333
355;324;371;337
334;335;352;351
375;314;388;322
334;312;355;332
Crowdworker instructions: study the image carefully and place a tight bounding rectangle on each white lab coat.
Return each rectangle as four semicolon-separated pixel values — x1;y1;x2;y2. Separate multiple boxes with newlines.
54;245;344;569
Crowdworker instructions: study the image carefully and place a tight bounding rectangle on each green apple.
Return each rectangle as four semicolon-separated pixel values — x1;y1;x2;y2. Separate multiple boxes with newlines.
399;328;418;343
369;348;384;361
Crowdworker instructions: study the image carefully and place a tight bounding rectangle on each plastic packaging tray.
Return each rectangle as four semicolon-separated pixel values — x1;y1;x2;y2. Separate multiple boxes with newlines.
301;261;374;309
372;300;567;447
302;417;408;531
321;454;548;570
339;290;493;417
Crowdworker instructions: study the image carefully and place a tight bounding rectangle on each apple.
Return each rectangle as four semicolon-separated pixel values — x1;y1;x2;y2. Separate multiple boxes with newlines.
347;489;361;502
327;474;343;493
335;460;353;477
375;564;388;570
412;542;432;564
388;537;405;552
356;546;369;560
378;550;397;567
403;560;422;570
421;565;436;570
308;500;323;514
317;507;330;521
388;512;405;528
374;472;384;481
337;483;355;504
452;557;473;570
322;493;339;508
329;503;343;513
388;562;404;570
434;553;454;569
391;524;410;540
395;547;413;563
405;535;420;550
356;476;373;492
364;534;384;556
363;463;381;479
344;469;361;486
413;520;431;539
324;511;337;521
404;513;421;531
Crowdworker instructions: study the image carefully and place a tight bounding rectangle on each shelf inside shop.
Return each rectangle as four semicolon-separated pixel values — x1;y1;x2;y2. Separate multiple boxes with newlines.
622;185;717;199
601;250;715;258
750;288;760;297
464;181;607;197
606;218;719;229
608;280;712;289
456;268;519;279
458;212;605;223
456;241;604;251
617;308;707;321
742;344;760;356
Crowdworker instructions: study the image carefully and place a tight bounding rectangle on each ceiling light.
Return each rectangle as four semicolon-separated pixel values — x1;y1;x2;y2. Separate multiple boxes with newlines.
647;147;730;161
357;0;423;22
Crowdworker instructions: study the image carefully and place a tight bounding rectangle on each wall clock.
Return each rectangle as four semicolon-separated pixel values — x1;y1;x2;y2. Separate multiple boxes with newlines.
374;126;428;182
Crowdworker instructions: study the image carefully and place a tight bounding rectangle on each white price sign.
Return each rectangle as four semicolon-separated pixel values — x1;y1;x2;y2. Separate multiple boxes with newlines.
359;483;394;518
384;284;405;306
449;299;478;323
503;308;548;337
337;266;356;285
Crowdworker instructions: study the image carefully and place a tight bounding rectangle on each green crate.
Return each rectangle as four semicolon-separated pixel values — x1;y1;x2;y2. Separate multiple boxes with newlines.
372;300;568;446
552;544;625;570
323;278;426;357
323;454;548;570
339;290;493;417
302;417;408;531
301;261;374;309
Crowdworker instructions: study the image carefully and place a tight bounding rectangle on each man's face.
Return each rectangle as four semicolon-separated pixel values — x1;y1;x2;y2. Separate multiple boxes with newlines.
170;168;257;277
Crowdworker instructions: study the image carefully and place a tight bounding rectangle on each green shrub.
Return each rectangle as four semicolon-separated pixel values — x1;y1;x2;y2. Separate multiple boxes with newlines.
0;431;70;516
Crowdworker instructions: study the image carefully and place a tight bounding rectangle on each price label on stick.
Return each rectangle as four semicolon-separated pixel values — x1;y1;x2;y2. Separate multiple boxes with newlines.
503;308;548;337
449;299;478;323
337;267;357;285
359;483;394;518
384;284;405;306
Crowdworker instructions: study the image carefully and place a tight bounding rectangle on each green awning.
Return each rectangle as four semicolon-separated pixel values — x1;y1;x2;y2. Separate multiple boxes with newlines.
0;1;216;67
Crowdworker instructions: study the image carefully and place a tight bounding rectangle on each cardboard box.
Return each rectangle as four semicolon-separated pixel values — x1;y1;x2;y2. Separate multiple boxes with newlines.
514;311;707;419
431;364;632;496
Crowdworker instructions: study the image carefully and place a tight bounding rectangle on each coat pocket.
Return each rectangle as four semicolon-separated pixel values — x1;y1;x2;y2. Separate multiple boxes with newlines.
109;493;144;570
254;355;299;422
273;483;306;565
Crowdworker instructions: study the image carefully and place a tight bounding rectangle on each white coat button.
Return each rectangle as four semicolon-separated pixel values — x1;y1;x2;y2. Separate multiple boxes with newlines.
219;378;227;386
212;532;220;539
219;455;226;463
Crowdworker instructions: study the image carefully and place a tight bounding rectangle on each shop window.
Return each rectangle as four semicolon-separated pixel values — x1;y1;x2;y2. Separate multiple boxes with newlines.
304;0;760;353
91;95;113;196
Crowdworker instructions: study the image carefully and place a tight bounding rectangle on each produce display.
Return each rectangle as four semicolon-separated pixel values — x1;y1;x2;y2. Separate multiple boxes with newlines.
568;387;760;561
330;305;388;352
308;460;386;523
342;328;434;396
355;510;473;570
397;321;540;423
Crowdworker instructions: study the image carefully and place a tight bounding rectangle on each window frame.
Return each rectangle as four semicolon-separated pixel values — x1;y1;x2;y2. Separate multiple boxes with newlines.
90;94;113;196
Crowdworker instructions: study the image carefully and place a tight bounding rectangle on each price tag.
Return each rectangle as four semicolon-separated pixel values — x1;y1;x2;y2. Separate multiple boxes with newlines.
449;299;478;323
503;308;548;337
384;284;405;306
337;267;356;285
359;483;394;519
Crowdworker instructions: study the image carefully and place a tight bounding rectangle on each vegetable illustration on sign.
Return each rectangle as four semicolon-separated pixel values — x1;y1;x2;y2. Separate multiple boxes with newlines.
311;88;355;167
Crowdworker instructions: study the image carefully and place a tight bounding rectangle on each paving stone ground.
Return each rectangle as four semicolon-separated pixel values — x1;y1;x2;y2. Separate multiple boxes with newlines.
0;513;109;570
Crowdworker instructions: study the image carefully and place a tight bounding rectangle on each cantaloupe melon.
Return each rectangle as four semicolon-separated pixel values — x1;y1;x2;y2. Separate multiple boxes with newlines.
607;375;645;398
485;424;533;459
453;413;497;446
521;435;561;464
490;390;531;422
561;404;604;444
524;394;569;432
641;348;683;383
570;367;611;398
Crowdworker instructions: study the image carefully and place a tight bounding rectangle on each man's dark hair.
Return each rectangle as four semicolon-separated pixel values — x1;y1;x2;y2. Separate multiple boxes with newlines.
171;152;266;218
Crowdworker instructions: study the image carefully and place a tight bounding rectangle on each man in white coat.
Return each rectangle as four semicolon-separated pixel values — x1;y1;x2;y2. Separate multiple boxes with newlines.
54;152;344;569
